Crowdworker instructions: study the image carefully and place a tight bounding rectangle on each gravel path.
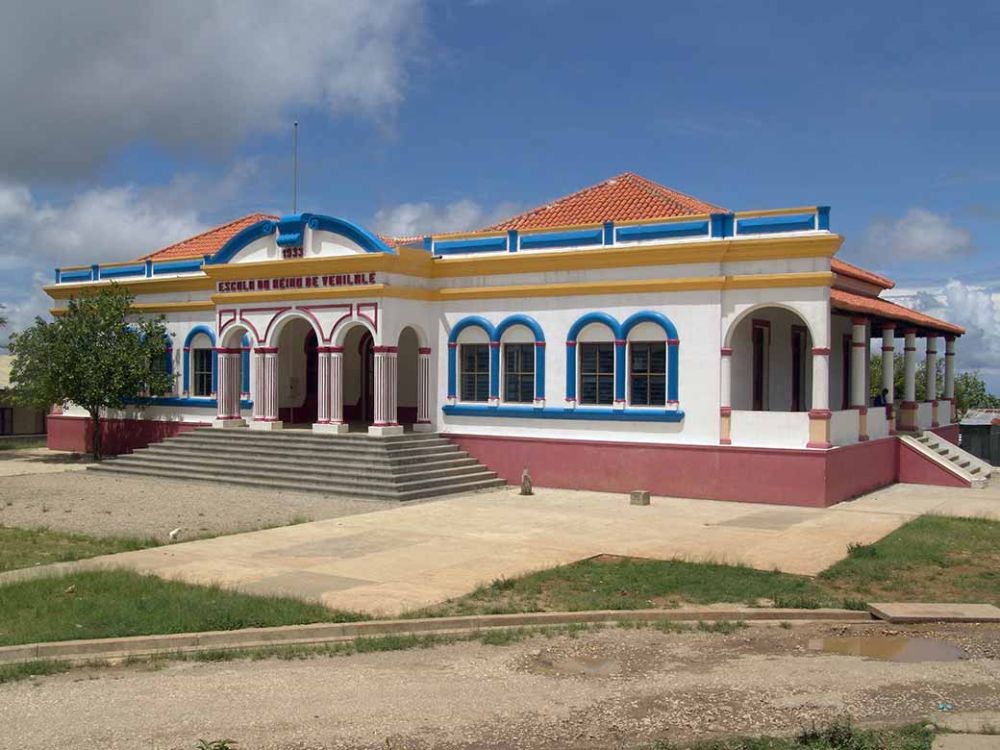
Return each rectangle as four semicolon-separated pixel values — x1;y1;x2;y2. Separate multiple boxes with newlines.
0;471;390;542
2;622;998;750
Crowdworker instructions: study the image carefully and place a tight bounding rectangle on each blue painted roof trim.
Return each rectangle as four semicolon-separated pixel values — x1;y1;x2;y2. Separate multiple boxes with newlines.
519;228;603;250
615;220;709;243
152;258;204;275
737;213;816;235
305;214;394;254
205;219;277;265
443;404;684;422
59;269;93;283
99;264;146;280
435;235;508;256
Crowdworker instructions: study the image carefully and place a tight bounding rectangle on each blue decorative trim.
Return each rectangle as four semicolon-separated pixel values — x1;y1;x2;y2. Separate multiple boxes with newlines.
153;258;203;275
59;269;92;283
567;312;622;342
99;264;146;280
443;404;684;422
737;213;816;235
495;314;544;343
423;236;433;251
489;344;500;400
710;212;735;238
615;220;708;243
817;206;831;231
241;334;251;393
507;229;519;253
306;214;394;254
603;221;614;246
182;325;217;395
435;236;508;256
519;228;603;250
145;259;153;277
128;396;253;409
621;310;678;341
205;219;277;265
447;316;497;398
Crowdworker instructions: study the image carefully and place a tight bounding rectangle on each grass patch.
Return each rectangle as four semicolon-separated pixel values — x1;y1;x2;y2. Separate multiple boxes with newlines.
652;720;933;749
819;515;1000;606
0;659;72;685
414;515;1000;618
0;436;47;451
0;525;160;573
415;556;829;617
0;569;368;647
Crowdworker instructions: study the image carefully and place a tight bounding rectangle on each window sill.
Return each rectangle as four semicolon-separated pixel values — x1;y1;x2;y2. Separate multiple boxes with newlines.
443;404;684;422
123;396;254;409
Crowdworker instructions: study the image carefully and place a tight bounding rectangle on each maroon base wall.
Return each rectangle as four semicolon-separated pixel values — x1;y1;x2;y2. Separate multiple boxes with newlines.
47;415;208;456
897;440;968;487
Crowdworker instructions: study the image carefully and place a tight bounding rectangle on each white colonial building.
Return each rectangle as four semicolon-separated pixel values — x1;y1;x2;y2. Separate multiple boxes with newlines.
46;173;972;505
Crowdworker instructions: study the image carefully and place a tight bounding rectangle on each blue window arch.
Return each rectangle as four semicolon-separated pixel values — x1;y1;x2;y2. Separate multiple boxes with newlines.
495;314;546;401
447;316;497;400
565;311;679;406
183;325;217;396
240;334;251;394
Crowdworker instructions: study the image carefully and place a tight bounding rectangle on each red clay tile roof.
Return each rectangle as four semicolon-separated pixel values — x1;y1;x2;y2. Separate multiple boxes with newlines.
831;258;895;290
830;289;963;336
143;213;278;261
480;172;727;232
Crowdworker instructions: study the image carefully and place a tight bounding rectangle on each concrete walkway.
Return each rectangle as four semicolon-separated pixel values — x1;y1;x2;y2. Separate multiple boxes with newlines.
3;482;997;616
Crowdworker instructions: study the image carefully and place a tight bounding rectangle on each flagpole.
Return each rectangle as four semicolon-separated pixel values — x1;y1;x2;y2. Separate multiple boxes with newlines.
292;121;299;214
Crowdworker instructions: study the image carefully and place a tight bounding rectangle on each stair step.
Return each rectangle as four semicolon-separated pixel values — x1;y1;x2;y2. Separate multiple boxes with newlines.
143;443;467;465
160;436;460;458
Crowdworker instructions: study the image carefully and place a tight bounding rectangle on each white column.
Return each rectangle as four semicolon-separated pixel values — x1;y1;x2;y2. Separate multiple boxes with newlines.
213;349;245;428
331;348;345;425
881;325;896;405
264;350;279;421
850;318;867;408
925;334;939;427
317;349;331;423
413;346;433;432
944;335;956;423
370;346;403;436
719;346;732;445
903;330;917;403
312;347;348;434
807;346;831;449
252;350;266;422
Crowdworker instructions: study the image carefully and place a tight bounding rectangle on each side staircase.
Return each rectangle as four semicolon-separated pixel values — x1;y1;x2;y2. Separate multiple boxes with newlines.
900;430;993;488
88;429;506;501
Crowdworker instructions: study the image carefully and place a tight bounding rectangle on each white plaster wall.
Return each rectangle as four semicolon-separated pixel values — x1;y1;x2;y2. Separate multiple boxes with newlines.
830;409;859;446
868;407;890;441
728;306;813;412
916;402;934;430
829;314;854;410
729;410;810;448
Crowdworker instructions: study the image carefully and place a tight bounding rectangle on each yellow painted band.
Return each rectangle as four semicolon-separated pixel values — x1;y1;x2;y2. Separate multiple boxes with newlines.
45;276;214;299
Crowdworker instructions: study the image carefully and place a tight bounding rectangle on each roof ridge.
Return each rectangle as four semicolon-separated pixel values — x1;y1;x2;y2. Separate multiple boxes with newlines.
141;212;278;261
480;173;628;232
622;171;728;214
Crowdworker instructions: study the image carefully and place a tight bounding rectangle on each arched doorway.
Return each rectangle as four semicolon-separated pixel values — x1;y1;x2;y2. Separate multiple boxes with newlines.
275;317;320;426
342;326;374;426
397;327;420;426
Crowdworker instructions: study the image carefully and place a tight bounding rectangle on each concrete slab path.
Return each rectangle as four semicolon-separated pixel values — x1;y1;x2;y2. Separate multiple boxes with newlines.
0;447;91;477
2;482;997;616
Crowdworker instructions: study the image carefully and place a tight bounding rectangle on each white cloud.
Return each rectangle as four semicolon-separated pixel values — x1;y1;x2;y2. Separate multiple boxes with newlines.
902;280;1000;389
372;199;520;238
857;208;974;262
0;0;426;179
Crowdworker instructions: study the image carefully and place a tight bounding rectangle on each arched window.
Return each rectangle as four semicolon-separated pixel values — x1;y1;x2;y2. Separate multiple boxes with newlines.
566;312;621;406
447;316;497;403
183;326;217;398
621;311;679;408
496;314;545;405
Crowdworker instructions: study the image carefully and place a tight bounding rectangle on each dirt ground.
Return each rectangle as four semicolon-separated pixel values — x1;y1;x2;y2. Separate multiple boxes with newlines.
2;621;998;750
0;471;388;541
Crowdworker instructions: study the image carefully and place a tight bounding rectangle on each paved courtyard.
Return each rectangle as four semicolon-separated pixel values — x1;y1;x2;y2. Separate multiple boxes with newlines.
4;475;997;616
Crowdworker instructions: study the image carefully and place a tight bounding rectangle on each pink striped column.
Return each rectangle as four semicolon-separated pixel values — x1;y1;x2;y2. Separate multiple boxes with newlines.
213;348;245;428
313;346;349;434
370;345;403;436
250;347;282;430
413;346;434;432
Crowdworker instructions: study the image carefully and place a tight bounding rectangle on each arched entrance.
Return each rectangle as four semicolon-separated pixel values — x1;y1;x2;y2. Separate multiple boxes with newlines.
274;317;320;427
342;325;374;426
397;326;420;426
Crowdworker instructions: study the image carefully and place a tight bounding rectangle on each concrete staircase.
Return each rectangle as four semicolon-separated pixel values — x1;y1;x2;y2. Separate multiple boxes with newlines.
902;430;993;488
88;429;506;501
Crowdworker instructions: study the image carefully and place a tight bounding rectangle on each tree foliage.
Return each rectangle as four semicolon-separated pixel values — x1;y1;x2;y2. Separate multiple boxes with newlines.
869;351;1000;419
8;285;173;459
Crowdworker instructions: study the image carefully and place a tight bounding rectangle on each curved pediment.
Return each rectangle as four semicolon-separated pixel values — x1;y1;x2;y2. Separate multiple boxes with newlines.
206;213;394;266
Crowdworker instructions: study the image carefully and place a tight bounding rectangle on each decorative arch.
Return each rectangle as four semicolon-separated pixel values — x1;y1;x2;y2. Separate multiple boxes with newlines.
447;316;498;401
622;310;680;405
332;318;376;348
566;311;622;342
723;303;816;349
206;220;277;265
264;309;322;348
183;325;217;395
495;314;546;402
305;214;395;255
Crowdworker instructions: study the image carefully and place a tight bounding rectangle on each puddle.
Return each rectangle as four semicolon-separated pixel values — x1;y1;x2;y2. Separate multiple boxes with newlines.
808;637;967;662
534;655;622;676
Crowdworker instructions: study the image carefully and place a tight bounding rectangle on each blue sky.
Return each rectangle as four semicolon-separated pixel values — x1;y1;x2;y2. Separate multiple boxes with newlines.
2;0;998;379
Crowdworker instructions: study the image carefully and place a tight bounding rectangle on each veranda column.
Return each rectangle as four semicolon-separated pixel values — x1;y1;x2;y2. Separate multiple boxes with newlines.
315;347;349;434
250;347;282;430
413;347;434;432
881;324;896;434
213;349;245;428
898;328;918;431
925;335;939;428
370;345;403;436
943;336;957;423
851;317;869;441
719;347;733;445
807;346;832;448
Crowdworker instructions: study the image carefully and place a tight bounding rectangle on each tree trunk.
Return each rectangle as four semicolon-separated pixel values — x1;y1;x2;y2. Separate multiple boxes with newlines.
89;409;102;462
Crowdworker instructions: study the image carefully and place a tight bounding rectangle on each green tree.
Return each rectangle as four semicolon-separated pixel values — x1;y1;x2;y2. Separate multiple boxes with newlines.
8;285;173;460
